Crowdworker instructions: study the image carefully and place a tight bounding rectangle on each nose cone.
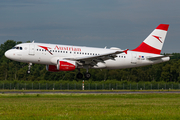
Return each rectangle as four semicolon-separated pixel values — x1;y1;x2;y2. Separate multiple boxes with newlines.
5;50;24;62
5;50;14;60
5;50;11;59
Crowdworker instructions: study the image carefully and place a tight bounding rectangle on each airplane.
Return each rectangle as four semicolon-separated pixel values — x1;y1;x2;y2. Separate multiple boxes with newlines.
5;24;170;79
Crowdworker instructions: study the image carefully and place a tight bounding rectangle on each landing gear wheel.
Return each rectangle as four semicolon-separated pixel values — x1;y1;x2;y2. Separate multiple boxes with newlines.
85;72;91;79
27;63;32;74
27;70;31;74
76;73;83;79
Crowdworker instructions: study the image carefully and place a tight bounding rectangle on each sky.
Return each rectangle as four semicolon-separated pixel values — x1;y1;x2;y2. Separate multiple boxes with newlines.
0;0;180;53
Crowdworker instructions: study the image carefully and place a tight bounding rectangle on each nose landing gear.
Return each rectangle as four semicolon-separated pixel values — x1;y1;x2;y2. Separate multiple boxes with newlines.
27;63;32;74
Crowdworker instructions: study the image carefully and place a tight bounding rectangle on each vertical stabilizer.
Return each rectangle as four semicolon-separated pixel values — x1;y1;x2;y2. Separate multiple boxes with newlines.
132;24;169;54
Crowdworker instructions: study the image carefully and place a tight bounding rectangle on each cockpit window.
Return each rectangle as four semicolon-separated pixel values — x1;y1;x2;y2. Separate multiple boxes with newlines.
12;46;23;50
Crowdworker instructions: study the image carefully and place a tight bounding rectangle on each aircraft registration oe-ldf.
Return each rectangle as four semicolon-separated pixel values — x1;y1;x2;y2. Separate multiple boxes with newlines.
5;24;170;79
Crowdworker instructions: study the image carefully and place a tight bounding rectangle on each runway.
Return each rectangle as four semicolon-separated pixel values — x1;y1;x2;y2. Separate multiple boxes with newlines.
1;91;180;94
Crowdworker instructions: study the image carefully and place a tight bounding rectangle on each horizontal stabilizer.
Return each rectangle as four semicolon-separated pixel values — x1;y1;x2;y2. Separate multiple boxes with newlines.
147;55;172;60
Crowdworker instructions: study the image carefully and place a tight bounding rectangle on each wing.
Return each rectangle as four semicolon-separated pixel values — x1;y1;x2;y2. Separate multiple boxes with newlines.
64;49;128;67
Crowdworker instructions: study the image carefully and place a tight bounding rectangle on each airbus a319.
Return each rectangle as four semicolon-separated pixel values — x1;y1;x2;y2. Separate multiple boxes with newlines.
5;24;170;79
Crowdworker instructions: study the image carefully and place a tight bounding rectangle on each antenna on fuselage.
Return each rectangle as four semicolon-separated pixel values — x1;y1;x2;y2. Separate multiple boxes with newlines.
32;40;35;43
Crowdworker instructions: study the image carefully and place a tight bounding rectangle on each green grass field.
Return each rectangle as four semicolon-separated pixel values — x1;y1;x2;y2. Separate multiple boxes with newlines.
0;93;180;120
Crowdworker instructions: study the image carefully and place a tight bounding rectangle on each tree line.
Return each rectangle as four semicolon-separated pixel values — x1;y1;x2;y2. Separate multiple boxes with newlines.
0;40;180;82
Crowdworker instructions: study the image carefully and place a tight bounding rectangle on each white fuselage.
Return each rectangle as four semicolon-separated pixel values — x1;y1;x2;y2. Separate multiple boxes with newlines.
5;42;169;69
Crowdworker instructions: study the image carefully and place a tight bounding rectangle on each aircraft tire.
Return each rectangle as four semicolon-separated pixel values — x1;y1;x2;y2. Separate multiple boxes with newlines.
85;73;91;79
76;73;83;79
27;70;31;74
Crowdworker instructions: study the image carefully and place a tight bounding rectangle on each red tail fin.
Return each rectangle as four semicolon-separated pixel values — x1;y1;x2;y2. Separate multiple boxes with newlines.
132;24;169;54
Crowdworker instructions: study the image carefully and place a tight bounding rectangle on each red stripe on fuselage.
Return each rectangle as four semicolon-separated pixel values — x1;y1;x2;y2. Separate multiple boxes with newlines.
156;24;169;31
131;42;161;54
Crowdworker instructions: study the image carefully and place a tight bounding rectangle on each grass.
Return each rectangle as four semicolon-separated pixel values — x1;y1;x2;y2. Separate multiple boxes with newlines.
0;93;180;120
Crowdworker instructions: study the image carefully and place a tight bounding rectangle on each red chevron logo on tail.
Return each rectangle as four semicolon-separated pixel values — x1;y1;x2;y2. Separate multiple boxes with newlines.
152;35;162;43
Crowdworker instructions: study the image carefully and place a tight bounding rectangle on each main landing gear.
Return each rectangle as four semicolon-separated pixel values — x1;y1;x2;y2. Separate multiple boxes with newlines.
76;69;91;79
27;63;32;74
76;72;83;79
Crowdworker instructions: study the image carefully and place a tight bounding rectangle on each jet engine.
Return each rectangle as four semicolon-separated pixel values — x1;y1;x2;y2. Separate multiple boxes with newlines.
46;60;76;72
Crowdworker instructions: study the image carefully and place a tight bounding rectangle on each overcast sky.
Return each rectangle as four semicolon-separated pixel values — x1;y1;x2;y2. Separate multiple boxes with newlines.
0;0;180;53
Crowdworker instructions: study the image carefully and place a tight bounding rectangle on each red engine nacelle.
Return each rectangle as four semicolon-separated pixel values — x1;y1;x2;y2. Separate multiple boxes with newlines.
46;65;58;72
46;60;76;72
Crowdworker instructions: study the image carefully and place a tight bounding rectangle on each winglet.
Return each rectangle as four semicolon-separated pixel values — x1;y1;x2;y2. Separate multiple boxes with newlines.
123;49;129;54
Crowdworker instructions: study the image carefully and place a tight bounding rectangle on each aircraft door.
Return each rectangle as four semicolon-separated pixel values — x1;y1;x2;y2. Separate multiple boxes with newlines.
131;53;137;64
29;44;35;55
